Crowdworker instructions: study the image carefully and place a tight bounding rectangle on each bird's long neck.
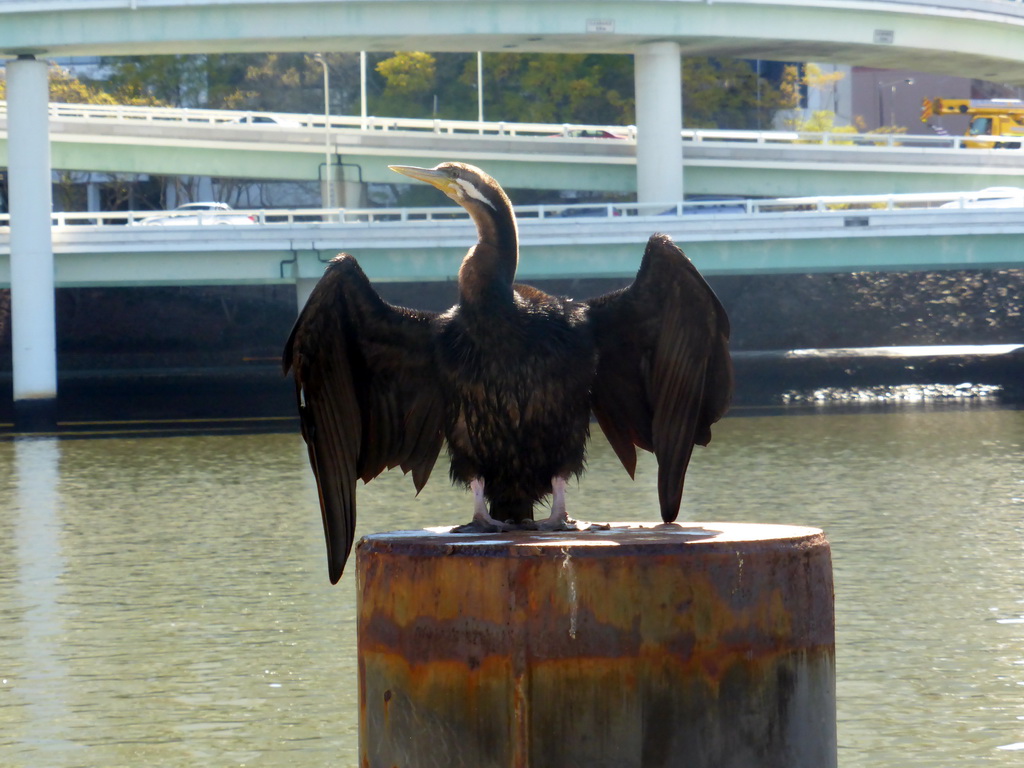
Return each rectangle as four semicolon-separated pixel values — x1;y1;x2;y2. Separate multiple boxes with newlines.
458;199;519;306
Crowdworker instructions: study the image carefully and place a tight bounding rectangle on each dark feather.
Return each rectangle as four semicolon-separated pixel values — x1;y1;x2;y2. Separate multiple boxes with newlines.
586;233;732;522
283;255;444;583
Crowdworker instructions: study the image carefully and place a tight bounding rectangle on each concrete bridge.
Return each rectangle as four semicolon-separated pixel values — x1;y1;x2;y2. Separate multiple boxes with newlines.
1;192;1021;290
3;0;1024;82
3;0;1024;425
4;103;1024;198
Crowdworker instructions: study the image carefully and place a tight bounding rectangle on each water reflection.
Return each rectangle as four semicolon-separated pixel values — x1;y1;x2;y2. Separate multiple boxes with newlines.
0;407;1021;767
7;438;74;759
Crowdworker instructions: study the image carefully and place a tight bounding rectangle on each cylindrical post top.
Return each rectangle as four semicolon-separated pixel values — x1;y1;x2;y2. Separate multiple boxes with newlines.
359;521;827;568
357;521;836;768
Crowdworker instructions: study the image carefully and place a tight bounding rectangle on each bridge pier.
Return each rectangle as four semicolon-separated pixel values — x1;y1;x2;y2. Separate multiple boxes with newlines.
7;55;58;430
340;177;366;208
321;159;366;210
635;41;683;207
319;174;344;212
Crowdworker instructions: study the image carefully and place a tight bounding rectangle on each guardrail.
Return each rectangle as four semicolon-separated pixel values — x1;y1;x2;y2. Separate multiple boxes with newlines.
0;100;637;140
1;189;1018;230
3;100;1023;152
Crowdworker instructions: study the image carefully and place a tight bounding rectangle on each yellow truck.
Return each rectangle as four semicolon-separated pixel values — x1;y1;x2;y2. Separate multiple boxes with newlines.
921;98;1024;148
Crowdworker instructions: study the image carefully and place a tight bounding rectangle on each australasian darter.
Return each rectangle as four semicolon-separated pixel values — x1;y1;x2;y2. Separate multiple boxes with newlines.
283;162;732;584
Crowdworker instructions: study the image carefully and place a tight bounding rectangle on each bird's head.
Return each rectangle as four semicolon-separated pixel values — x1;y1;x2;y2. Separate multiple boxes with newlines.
390;162;519;297
389;162;509;217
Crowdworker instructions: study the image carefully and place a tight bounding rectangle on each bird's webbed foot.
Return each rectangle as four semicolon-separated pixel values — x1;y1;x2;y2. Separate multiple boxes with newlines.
451;516;517;533
451;478;517;533
528;476;611;532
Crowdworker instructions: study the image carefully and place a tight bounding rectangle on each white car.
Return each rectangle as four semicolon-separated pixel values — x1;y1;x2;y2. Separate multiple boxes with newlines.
136;202;257;226
939;187;1024;209
229;114;303;128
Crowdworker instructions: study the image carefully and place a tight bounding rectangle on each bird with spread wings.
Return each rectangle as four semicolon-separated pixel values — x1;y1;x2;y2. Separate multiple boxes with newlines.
284;162;732;583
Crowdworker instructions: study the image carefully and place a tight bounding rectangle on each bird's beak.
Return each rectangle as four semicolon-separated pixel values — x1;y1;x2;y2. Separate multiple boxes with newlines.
389;164;453;194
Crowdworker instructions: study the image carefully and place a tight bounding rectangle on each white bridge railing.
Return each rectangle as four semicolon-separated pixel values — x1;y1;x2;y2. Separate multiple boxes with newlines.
0;190;1018;230
2;101;1023;152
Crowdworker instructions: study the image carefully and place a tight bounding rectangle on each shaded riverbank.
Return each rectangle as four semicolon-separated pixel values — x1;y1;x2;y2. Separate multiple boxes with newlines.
2;344;1020;435
2;267;1024;368
2;267;1022;432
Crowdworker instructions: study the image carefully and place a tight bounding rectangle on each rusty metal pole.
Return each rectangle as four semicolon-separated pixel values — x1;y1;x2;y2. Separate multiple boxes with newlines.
357;522;836;768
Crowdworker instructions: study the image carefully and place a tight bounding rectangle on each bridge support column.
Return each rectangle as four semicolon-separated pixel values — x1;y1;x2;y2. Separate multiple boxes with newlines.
634;41;683;207
340;178;366;208
7;55;58;430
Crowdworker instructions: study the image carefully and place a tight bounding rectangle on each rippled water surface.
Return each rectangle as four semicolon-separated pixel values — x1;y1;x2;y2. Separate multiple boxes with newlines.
1;405;1022;766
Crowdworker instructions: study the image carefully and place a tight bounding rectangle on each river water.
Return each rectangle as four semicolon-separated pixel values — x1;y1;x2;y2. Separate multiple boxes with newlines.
1;404;1022;767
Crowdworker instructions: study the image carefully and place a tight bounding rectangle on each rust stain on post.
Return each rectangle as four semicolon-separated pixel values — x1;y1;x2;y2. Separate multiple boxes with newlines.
357;522;836;768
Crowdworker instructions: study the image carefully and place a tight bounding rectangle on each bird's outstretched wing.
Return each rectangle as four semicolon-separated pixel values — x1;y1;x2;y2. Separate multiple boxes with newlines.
283;255;445;583
585;234;732;523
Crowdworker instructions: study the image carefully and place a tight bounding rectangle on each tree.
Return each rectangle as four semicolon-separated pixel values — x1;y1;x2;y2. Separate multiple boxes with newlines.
101;51;374;117
473;53;633;124
377;52;436;95
93;51;797;129
457;53;792;129
100;54;251;108
370;52;437;117
236;53;362;115
683;58;799;129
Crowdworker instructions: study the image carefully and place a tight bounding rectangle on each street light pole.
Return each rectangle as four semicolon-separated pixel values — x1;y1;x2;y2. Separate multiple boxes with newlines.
477;51;484;134
360;51;368;129
315;53;332;210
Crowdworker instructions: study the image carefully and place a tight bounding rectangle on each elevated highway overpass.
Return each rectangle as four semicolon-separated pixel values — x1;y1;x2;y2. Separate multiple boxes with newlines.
4;104;1024;197
2;0;1024;83
2;193;1022;291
